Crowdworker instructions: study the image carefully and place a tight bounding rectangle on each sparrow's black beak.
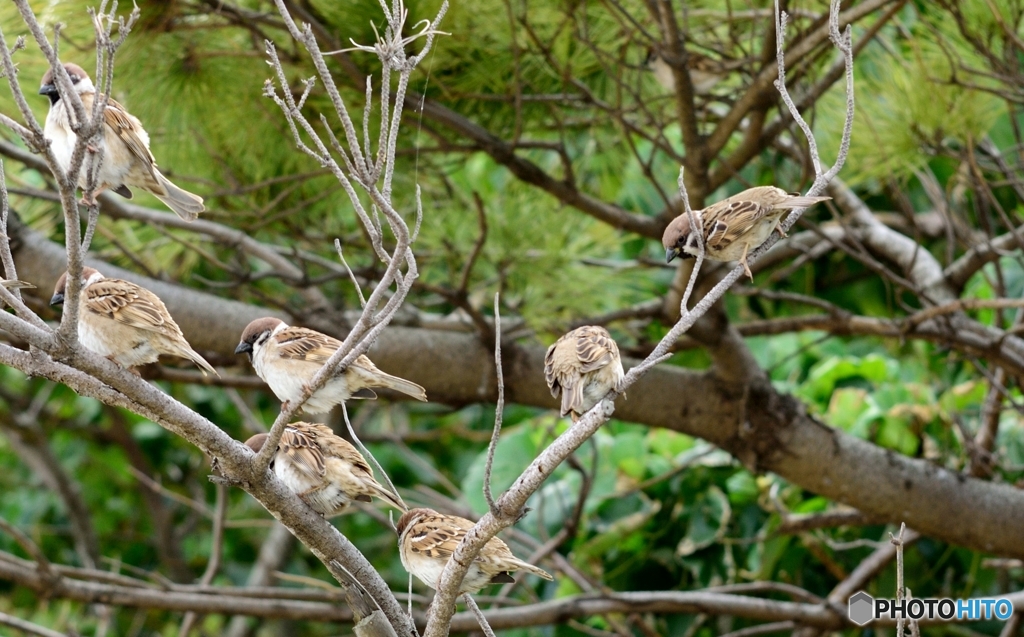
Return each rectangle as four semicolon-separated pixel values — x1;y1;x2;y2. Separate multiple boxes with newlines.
49;292;64;307
39;83;59;104
665;247;679;264
234;341;253;355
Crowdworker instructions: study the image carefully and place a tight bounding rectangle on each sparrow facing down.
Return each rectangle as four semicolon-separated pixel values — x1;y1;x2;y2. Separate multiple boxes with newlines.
244;422;404;516
50;267;217;375
40;63;205;221
662;186;831;280
234;317;427;414
544;325;624;422
396;507;553;593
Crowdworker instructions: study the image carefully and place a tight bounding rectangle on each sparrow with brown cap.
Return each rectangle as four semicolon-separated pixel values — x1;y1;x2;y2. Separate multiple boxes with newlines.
662;186;831;280
40;63;205;220
50;267;217;375
234;317;427;414
396;507;553;593
244;422;404;516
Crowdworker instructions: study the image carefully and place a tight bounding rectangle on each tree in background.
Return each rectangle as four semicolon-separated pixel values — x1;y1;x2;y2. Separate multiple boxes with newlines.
0;0;1020;636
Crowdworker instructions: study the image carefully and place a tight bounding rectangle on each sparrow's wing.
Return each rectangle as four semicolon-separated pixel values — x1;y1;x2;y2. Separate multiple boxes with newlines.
279;426;326;480
311;430;375;477
703;199;771;249
406;514;474;559
574;326;618;374
544;336;569;398
83;279;185;339
103;99;157;173
274;326;341;363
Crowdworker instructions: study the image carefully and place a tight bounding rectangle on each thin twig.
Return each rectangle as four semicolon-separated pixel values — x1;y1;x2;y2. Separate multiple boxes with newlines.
341;402;406;512
483;292;503;513
462;594;497;637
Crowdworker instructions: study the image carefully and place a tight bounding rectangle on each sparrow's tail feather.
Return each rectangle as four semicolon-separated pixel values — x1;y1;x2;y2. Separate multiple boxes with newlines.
561;382;584;419
154;172;205;221
369;481;407;512
777;195;831;209
374;371;428;402
511;559;553;581
183;347;220;377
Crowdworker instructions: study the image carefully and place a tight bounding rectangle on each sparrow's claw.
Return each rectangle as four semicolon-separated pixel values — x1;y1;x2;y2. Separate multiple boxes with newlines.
774;224;788;239
739;244;754;281
86;144;99;153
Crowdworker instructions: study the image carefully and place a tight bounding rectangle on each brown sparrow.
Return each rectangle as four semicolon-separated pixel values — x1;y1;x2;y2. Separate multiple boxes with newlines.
50;267;217;375
646;50;725;95
40;63;205;221
234;317;427;414
545;326;624;422
244;422;404;515
396;508;553;593
662;186;831;280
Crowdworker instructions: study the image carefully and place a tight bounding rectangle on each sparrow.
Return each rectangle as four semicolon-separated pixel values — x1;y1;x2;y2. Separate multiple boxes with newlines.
544;325;624;422
396;508;553;593
646;50;724;95
234;317;427;414
662;186;831;280
244;422;404;516
39;63;205;221
50;267;217;375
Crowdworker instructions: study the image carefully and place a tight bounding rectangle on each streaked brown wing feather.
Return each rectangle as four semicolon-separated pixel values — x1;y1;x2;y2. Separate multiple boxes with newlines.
83;280;183;338
103;100;156;172
279;426;326;480
316;433;374;477
409;515;468;559
575;327;616;373
274;327;341;363
544;339;565;398
703;200;770;248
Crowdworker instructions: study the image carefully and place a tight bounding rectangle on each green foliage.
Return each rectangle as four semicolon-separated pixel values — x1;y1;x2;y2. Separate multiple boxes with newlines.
0;0;1022;635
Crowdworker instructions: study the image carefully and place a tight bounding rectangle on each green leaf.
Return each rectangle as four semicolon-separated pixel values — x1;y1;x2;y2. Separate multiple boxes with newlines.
677;486;731;557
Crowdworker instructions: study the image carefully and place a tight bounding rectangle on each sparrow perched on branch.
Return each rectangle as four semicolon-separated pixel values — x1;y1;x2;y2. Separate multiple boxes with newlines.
396;507;553;593
234;317;427;414
646;49;727;95
544;325;624;422
50;267;217;375
662;186;831;280
39;63;205;221
244;422;404;516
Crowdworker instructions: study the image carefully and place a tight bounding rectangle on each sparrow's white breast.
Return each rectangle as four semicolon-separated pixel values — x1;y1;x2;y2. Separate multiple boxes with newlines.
252;341;354;413
274;454;320;494
44;103;76;175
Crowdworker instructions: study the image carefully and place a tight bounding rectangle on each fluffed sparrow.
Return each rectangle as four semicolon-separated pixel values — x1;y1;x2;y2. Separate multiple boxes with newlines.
646;49;726;95
396;508;553;593
40;63;205;221
544;325;624;422
50;267;217;375
662;186;831;279
234;317;427;414
244;422;404;515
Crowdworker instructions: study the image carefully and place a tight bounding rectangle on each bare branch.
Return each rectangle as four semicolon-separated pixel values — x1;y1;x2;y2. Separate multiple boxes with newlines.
483;293;503;513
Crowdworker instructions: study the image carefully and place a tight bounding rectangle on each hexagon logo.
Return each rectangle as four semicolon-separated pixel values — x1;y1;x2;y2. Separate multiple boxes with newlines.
849;591;874;626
